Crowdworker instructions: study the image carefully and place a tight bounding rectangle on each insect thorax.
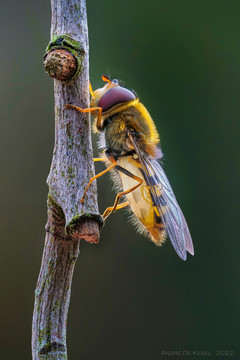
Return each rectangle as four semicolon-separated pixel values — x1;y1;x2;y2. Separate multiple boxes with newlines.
102;104;160;159
104;112;132;157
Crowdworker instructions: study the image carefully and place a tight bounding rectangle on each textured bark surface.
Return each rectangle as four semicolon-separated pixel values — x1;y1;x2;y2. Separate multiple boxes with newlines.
48;0;100;229
32;198;79;360
32;1;101;359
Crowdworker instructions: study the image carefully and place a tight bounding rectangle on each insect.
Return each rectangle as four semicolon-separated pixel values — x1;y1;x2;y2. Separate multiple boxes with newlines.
66;74;194;260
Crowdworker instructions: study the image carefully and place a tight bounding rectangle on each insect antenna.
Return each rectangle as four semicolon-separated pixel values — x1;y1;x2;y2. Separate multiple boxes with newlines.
102;73;111;83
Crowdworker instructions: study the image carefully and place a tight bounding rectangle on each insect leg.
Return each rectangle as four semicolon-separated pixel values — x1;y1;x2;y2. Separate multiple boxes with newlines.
80;159;118;204
102;165;143;219
103;201;129;219
65;104;102;128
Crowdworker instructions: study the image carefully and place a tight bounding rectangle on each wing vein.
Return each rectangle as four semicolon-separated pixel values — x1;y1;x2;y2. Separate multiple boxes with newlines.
130;133;194;260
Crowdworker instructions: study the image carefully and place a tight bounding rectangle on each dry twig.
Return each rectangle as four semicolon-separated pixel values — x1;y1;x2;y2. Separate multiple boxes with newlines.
32;1;102;358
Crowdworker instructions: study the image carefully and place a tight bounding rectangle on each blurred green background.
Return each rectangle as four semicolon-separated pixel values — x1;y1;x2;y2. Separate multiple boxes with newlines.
1;0;240;359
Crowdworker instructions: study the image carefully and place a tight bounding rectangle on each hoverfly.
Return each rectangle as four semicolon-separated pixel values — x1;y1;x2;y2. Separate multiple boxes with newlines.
66;74;194;260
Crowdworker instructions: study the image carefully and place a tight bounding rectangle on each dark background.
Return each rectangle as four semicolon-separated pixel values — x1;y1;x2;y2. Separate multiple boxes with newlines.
1;0;240;359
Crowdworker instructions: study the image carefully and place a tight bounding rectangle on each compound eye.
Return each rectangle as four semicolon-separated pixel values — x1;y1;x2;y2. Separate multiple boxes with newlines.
98;87;135;112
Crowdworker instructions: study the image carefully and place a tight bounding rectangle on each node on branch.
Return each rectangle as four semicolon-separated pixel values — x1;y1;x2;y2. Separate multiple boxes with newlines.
43;35;85;82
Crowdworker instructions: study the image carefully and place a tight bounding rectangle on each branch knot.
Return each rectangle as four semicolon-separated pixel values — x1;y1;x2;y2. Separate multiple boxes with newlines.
43;35;85;81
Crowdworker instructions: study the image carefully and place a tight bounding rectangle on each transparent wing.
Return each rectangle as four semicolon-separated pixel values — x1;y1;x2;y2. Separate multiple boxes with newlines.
131;135;194;260
149;158;194;259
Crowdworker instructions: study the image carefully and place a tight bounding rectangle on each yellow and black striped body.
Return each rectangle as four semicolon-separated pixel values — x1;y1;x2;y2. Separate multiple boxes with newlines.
116;155;167;245
66;74;194;259
99;100;166;246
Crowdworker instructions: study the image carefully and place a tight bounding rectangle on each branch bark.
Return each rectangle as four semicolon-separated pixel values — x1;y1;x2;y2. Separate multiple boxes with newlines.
32;1;102;359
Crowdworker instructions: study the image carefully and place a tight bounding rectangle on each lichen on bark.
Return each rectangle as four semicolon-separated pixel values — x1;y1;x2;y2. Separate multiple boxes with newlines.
32;1;102;359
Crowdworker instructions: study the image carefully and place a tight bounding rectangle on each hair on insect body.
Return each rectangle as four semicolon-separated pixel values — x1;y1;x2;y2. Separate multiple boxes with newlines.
65;74;194;261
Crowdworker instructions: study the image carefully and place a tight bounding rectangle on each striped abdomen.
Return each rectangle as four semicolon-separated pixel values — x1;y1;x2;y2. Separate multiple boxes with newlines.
116;156;166;245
